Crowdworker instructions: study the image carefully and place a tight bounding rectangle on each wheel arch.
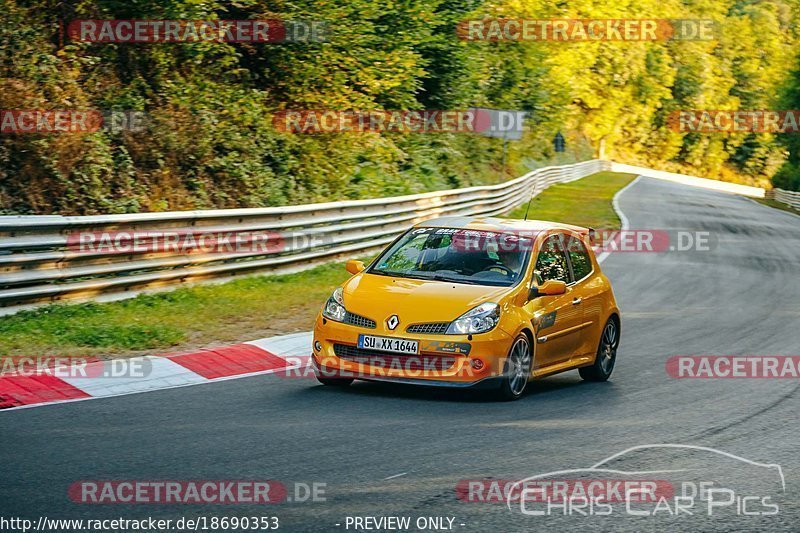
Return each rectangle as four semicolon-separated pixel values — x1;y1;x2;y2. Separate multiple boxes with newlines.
517;326;535;354
607;311;621;339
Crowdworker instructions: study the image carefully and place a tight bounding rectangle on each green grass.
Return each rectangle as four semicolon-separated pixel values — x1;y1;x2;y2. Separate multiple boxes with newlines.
506;171;637;228
755;198;800;216
0;263;354;358
0;171;636;359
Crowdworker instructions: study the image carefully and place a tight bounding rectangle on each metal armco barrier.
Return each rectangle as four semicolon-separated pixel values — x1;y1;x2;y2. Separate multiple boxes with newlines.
0;160;607;313
769;188;800;210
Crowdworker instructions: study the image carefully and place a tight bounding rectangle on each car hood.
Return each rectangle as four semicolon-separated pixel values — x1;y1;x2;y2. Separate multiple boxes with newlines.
341;272;513;328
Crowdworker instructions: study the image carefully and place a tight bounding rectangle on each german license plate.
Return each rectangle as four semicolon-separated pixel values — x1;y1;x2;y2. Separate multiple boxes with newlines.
358;335;419;355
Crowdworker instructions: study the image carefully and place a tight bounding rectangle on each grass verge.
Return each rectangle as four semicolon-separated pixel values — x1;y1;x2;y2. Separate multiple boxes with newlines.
506;171;636;228
0;171;636;358
754;198;800;216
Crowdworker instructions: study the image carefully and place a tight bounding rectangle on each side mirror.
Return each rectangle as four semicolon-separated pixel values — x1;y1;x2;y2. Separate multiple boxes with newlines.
345;259;365;275
529;279;567;299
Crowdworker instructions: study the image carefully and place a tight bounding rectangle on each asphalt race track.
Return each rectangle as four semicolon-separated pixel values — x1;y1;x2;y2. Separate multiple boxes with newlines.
1;177;799;532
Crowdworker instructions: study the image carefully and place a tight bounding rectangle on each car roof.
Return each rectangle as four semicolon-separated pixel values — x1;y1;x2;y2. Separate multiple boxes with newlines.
415;216;590;235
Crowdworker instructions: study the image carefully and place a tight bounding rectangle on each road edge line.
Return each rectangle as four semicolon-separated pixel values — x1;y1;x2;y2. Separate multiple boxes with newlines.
595;175;641;264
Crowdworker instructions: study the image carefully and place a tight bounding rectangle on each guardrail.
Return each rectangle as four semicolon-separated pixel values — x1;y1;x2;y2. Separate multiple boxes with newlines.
768;188;800;210
3;158;796;315
0;159;607;313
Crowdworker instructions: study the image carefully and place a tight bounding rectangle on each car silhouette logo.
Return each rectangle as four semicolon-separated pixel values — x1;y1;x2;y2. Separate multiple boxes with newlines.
387;315;400;330
505;443;786;511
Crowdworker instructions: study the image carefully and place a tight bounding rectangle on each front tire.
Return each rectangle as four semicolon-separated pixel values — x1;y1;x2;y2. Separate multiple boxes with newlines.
495;334;532;401
314;359;354;387
579;317;619;382
316;376;354;387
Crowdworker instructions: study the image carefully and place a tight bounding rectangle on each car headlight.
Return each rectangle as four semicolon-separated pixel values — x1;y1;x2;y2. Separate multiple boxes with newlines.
446;302;500;334
322;287;347;322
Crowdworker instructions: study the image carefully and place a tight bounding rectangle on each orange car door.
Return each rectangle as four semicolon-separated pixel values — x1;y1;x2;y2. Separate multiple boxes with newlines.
525;233;583;371
564;234;603;359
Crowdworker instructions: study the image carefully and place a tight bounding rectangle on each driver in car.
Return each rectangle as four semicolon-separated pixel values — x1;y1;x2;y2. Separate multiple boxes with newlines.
497;250;522;274
480;249;521;279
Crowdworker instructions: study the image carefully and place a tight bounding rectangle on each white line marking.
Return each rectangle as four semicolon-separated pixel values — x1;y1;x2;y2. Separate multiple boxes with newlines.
596;175;641;264
384;472;407;480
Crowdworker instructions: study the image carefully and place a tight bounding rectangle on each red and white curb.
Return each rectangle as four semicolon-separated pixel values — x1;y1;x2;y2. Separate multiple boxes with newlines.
0;332;313;412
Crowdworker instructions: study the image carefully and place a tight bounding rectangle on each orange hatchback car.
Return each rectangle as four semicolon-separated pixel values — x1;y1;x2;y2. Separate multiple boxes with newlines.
312;216;621;400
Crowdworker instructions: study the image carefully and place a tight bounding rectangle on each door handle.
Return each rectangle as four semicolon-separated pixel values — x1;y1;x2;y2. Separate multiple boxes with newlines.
572;298;582;305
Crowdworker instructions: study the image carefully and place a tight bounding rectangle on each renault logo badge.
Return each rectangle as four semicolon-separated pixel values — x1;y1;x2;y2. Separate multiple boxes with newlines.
387;315;400;330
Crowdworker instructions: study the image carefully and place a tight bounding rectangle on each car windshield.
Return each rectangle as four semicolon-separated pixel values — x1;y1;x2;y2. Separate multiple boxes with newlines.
369;227;532;287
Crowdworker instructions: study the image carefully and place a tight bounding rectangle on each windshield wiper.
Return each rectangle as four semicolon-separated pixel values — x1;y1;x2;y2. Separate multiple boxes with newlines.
430;274;482;285
371;270;412;278
372;270;489;286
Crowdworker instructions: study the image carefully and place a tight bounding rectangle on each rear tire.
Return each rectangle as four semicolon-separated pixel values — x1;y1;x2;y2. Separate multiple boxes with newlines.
579;317;619;382
494;334;532;401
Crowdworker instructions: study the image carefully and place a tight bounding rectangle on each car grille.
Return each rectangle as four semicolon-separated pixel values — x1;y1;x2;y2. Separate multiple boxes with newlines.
406;322;449;334
344;312;376;329
333;344;456;371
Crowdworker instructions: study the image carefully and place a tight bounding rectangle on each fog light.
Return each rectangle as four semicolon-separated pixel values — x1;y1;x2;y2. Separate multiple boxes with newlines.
471;358;485;370
314;341;322;352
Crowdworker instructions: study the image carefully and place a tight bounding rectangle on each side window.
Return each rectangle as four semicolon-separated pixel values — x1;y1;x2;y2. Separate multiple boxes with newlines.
534;235;570;284
566;235;593;281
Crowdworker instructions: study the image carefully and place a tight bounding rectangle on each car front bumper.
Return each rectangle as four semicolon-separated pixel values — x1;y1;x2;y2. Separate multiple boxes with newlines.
312;313;514;386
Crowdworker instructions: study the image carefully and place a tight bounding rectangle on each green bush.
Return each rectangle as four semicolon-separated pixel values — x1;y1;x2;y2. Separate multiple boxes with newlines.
772;163;800;192
2;0;799;214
